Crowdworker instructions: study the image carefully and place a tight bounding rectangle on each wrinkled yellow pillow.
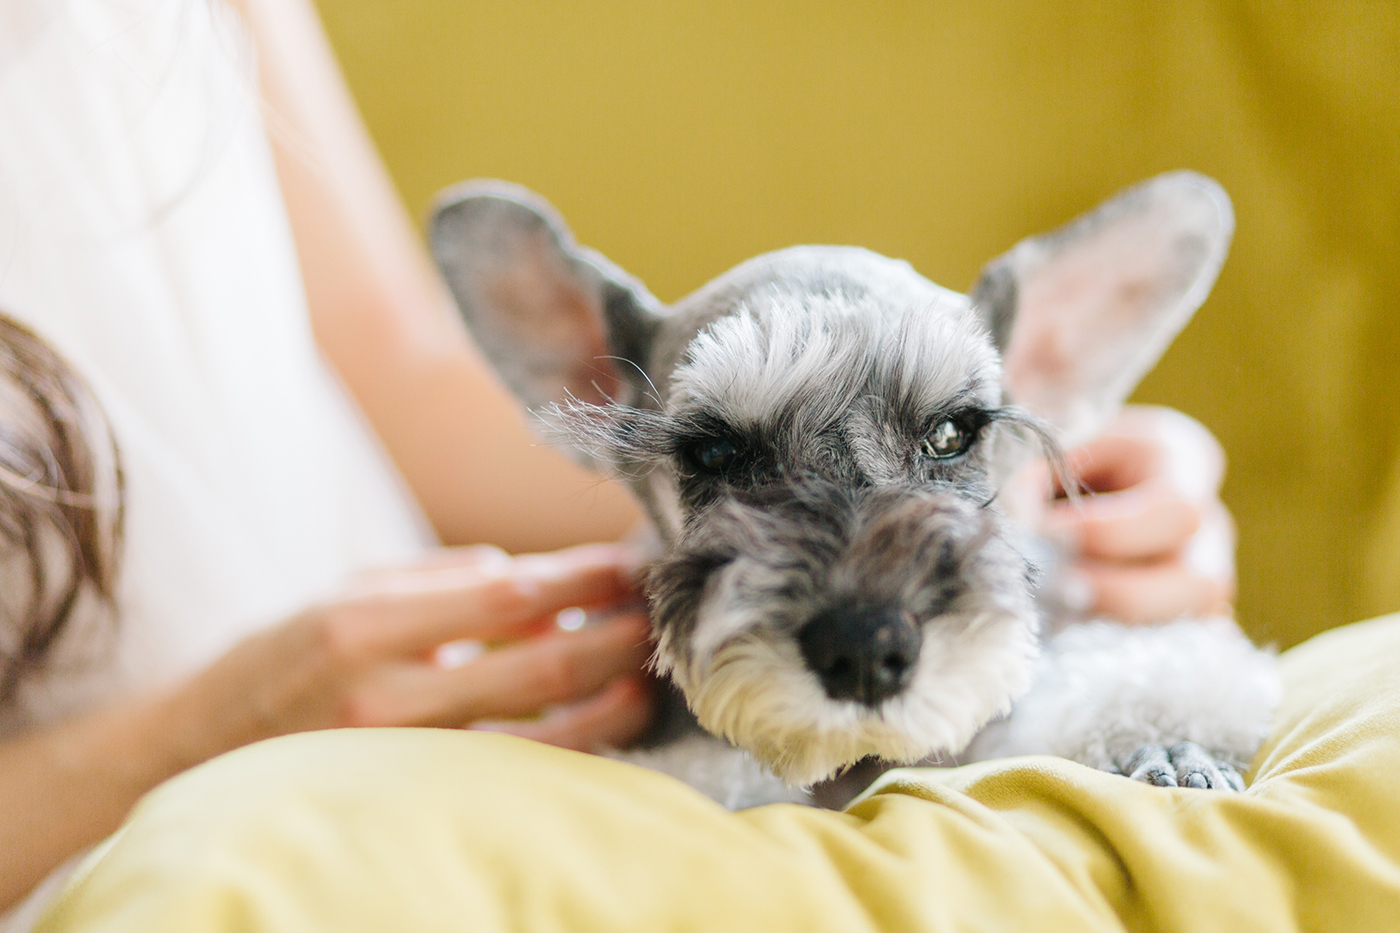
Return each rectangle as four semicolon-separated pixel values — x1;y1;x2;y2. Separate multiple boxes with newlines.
38;615;1400;932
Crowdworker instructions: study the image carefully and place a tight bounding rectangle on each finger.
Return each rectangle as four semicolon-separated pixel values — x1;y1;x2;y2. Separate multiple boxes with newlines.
1052;490;1232;591
1071;406;1226;499
442;613;653;721
473;675;654;752
354;545;512;588
331;546;642;657
1079;558;1234;624
1058;434;1159;497
407;544;513;571
358;543;643;597
1043;485;1201;562
351;613;653;727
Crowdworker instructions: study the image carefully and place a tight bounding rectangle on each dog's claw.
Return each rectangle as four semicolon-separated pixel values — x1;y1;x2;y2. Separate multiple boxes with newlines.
1119;741;1242;791
1122;744;1175;786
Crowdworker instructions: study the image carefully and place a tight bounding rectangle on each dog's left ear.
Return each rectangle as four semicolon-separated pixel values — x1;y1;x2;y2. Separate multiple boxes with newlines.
971;171;1232;446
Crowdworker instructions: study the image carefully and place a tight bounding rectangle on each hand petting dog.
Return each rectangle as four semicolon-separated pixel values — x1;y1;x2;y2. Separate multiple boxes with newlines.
1012;404;1236;624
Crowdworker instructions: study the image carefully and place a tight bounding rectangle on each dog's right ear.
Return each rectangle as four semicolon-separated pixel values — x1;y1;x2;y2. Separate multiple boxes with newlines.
429;181;663;416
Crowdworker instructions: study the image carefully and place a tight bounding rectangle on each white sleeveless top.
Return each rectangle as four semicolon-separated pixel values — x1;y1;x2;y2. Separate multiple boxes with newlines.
0;0;432;921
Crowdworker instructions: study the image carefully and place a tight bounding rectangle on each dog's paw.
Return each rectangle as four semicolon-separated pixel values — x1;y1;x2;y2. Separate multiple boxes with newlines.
1116;741;1245;791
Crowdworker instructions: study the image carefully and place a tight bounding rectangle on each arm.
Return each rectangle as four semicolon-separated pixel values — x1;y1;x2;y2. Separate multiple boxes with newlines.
0;690;186;911
230;0;642;553
0;545;651;912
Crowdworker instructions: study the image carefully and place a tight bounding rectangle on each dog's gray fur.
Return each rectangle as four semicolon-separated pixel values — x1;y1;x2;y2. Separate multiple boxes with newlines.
430;173;1278;805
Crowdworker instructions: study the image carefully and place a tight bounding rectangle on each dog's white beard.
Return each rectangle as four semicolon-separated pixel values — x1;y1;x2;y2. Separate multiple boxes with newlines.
666;600;1042;786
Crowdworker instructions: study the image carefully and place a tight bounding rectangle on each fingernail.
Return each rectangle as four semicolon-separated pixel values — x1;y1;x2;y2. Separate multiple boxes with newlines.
462;545;511;567
536;545;632;572
514;553;582;580
556;607;588;631
435;638;485;669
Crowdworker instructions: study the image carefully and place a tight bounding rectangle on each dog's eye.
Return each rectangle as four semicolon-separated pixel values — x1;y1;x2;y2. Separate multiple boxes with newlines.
685;437;745;475
921;419;972;459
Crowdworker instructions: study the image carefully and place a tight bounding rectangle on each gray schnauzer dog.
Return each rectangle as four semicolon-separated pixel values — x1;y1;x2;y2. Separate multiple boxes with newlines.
429;172;1278;807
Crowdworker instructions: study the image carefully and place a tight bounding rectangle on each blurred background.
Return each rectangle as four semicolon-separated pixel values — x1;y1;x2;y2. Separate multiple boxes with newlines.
314;0;1398;650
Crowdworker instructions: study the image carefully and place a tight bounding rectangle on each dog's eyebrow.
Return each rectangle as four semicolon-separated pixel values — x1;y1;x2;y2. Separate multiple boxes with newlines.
876;377;995;437
660;408;768;454
541;399;766;465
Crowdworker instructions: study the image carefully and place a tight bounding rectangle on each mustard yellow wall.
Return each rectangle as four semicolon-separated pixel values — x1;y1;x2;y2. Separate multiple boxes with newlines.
316;1;1400;649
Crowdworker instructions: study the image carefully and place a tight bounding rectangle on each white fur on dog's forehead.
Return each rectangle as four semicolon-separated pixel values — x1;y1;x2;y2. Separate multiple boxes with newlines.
669;289;1001;426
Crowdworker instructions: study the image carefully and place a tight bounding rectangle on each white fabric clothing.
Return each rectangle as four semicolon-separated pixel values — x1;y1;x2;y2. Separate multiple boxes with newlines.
0;0;433;924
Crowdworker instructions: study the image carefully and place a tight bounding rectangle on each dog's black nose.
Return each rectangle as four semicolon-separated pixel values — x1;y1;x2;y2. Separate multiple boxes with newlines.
798;601;922;706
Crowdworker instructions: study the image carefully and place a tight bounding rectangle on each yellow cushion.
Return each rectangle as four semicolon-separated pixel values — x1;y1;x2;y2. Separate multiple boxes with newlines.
37;615;1400;932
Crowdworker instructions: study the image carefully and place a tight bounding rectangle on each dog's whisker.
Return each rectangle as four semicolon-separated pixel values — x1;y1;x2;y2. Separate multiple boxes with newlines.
598;354;663;408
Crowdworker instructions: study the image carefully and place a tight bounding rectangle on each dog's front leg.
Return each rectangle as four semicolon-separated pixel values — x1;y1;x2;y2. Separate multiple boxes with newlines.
963;619;1279;790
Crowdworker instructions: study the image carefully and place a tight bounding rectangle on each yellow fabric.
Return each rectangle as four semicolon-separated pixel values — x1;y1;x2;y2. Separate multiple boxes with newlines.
315;0;1400;648
36;613;1400;932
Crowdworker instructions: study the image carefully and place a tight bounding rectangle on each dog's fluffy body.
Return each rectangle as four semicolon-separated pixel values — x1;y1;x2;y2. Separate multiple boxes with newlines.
430;173;1279;805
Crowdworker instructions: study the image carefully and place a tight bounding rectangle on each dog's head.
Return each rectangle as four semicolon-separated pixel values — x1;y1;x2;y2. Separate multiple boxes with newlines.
429;173;1232;784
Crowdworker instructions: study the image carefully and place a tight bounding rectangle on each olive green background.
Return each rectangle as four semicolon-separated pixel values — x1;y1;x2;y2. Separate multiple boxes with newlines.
315;1;1399;649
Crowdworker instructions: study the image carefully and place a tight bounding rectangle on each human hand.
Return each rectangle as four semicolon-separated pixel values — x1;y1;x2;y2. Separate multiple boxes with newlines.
171;544;655;766
1007;405;1236;623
